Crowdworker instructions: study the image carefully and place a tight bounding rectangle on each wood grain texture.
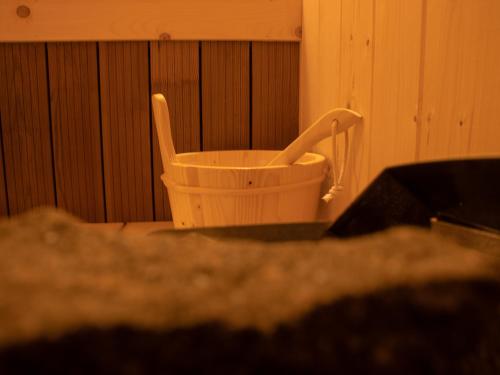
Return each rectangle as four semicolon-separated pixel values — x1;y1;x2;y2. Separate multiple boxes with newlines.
302;0;500;223
337;0;375;195
0;43;55;215
164;150;325;228
317;0;342;115
302;0;375;221
150;41;200;220
0;0;301;42
370;0;422;175
252;42;299;150
99;42;153;222
0;116;7;216
313;0;348;221
201;42;250;151
419;0;500;159
47;42;105;222
300;0;321;131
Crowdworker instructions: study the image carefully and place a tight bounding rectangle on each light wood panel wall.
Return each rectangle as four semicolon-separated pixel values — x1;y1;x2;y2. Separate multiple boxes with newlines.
419;0;500;159
301;0;500;220
0;41;300;222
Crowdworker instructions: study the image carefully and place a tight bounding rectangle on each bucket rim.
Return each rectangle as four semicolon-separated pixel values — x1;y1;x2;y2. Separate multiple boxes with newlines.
169;150;326;171
162;173;325;195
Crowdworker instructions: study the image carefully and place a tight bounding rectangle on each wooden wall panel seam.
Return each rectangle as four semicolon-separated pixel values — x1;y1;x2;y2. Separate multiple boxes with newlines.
147;42;157;221
96;43;108;222
198;42;202;150
45;42;59;210
249;42;253;150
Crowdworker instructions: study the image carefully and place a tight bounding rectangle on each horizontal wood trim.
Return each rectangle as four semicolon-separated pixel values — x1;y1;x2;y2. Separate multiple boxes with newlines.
0;0;302;42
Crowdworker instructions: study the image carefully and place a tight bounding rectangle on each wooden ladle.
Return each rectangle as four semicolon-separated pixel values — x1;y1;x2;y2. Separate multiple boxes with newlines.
267;108;363;202
266;108;363;166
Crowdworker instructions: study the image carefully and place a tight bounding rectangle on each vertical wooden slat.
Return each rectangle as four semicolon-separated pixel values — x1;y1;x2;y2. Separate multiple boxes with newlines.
338;0;375;190
150;41;200;220
419;0;500;159
317;0;342;114
47;42;105;222
369;0;422;175
300;0;321;132
201;41;250;151
0;117;8;216
0;43;55;215
252;42;299;150
99;42;153;222
316;0;376;221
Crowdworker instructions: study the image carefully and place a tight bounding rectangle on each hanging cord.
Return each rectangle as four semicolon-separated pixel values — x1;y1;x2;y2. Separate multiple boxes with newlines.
322;120;350;203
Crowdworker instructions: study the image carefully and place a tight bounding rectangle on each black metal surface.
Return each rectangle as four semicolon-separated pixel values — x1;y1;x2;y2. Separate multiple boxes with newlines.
330;158;500;237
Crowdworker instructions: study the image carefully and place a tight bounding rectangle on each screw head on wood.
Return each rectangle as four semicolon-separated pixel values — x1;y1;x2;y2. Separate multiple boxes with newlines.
159;32;171;41
16;5;31;18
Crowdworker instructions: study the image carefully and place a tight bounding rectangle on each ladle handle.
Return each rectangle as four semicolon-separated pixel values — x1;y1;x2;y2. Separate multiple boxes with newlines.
152;93;177;170
266;108;363;166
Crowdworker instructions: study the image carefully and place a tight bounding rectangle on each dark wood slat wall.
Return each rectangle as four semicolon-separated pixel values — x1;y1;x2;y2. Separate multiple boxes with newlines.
252;42;300;150
150;41;200;221
201;42;250;151
0;116;7;216
99;42;153;222
47;42;105;222
0;41;299;222
0;43;55;215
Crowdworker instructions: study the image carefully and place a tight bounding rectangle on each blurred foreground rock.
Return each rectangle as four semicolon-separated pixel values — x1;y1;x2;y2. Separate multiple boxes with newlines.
0;208;499;374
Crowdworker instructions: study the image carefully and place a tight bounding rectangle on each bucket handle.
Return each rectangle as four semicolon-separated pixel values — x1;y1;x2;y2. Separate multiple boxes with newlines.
152;93;177;170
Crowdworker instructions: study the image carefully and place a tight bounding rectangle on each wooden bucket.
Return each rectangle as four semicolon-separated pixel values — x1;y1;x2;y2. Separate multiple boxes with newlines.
152;93;362;229
162;150;326;228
